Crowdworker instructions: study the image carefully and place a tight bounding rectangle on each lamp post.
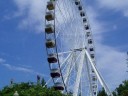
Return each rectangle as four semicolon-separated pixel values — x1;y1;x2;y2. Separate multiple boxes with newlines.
37;75;41;85
126;52;128;72
10;79;14;88
13;91;19;96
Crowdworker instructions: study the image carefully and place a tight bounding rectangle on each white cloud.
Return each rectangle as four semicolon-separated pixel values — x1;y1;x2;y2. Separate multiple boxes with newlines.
1;63;45;77
96;0;128;17
113;25;117;30
96;44;127;90
83;3;128;90
85;5;127;90
13;0;74;33
0;58;6;63
13;0;49;33
86;7;108;42
0;58;46;77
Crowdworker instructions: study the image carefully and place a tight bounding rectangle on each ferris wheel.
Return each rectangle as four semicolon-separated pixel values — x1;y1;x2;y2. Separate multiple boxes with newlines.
44;0;113;96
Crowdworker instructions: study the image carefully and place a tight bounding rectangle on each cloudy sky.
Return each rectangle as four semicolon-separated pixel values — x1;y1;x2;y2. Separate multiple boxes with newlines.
0;0;128;91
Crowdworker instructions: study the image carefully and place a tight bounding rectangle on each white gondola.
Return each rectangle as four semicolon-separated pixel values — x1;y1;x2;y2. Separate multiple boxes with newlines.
75;0;80;5
50;69;60;78
54;82;64;90
45;24;54;34
94;92;96;95
47;54;57;63
92;85;97;88
92;69;95;73
80;11;85;17
47;1;55;10
90;48;94;52
45;11;54;21
83;18;87;23
86;32;91;37
88;39;93;44
78;5;82;10
92;76;97;81
46;39;55;48
90;54;95;59
84;25;89;30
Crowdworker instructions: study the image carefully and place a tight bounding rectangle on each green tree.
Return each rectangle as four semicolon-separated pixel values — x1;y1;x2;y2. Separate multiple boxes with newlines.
113;80;128;96
0;81;66;96
41;78;46;87
97;88;107;96
121;90;128;96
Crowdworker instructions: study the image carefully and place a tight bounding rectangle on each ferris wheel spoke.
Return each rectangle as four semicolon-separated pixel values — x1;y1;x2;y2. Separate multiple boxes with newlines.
59;52;73;67
55;18;66;38
70;0;86;48
55;1;74;39
73;49;86;96
85;54;94;96
66;0;83;49
57;51;73;55
55;50;84;93
59;0;82;46
64;51;82;85
85;49;113;96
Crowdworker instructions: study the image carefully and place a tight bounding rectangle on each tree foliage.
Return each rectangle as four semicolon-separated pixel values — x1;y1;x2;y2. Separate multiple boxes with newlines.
97;88;107;96
113;80;128;96
97;80;128;96
1;79;128;96
0;80;66;96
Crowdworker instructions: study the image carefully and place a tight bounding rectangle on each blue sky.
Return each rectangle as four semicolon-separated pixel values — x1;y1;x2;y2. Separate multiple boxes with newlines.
0;0;49;88
0;0;128;92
